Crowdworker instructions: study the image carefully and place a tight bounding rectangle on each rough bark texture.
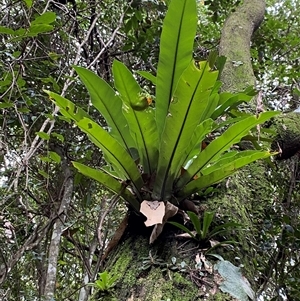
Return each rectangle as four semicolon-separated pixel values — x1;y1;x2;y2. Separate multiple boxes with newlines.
101;214;229;301
101;165;274;300
219;0;265;92
271;113;300;159
44;161;74;300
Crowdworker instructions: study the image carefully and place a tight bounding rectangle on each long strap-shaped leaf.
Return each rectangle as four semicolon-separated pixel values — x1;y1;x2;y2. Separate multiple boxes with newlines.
176;111;280;189
152;62;218;200
155;0;197;137
73;162;140;211
47;92;144;196
201;150;264;175
178;150;274;200
73;66;136;155
46;91;91;122
77;118;144;195
137;71;156;85
112;60;159;174
182;118;216;168
211;92;253;120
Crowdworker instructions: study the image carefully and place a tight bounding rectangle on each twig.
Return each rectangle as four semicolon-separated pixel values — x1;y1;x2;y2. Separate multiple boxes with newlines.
97;182;128;248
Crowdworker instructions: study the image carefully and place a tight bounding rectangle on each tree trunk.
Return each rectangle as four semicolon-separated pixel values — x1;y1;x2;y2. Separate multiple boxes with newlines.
219;0;266;92
101;213;222;301
44;161;74;301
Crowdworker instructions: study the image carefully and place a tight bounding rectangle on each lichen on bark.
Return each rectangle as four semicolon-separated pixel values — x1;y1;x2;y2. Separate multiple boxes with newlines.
219;0;266;92
271;113;300;159
101;216;200;301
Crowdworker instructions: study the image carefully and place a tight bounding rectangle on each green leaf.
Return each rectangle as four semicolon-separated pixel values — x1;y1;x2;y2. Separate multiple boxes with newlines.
211;91;254;120
76;118;143;196
208;221;242;239
36;131;50;140
40;156;51;163
137;71;156;85
0;79;12;87
202;211;214;239
101;165;125;180
18;108;30;113
14;28;26;36
168;221;196;239
0;102;14;109
23;0;33;8
51;132;64;142
178;150;274;199
153;61;218;200
58;260;67;265
47;91;143;194
94;280;105;290
187;211;201;236
38;169;49;179
177;111;279;188
31;12;56;25
46;91;91;123
112;60;159;174
155;0;197;137
208;50;218;69
93;271;118;291
215;56;227;77
107;274;118;286
0;26;15;35
183;119;216;168
49;151;61;163
73;162;140;211
73;66;137;155
201;150;265;175
27;24;53;36
100;271;108;283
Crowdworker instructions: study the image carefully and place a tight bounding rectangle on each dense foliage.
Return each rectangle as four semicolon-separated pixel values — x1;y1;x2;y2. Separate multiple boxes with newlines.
0;0;300;300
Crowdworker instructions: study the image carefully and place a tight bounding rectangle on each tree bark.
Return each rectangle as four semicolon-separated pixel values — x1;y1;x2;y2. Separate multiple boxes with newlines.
43;161;74;301
219;0;265;92
101;214;217;301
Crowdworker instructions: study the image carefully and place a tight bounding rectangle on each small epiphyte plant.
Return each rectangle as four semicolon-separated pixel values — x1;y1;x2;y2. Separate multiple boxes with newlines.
90;271;118;292
170;211;240;246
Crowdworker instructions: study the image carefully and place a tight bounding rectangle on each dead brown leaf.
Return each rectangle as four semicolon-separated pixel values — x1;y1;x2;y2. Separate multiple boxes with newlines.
209;239;220;247
149;201;178;243
200;253;213;274
140;200;165;227
195;253;201;265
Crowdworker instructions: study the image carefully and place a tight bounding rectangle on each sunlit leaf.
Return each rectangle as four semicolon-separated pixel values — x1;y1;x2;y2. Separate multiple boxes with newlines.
49;151;61;163
155;0;197;137
112;60;159;174
153;61;218;200
31;12;56;25
177;111;279;188
36;131;50;140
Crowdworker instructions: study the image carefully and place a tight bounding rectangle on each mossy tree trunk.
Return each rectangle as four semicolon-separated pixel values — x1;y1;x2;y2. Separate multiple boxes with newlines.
101;1;300;300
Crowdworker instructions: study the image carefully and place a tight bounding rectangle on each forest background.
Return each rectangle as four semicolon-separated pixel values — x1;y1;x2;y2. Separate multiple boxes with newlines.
1;0;300;300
